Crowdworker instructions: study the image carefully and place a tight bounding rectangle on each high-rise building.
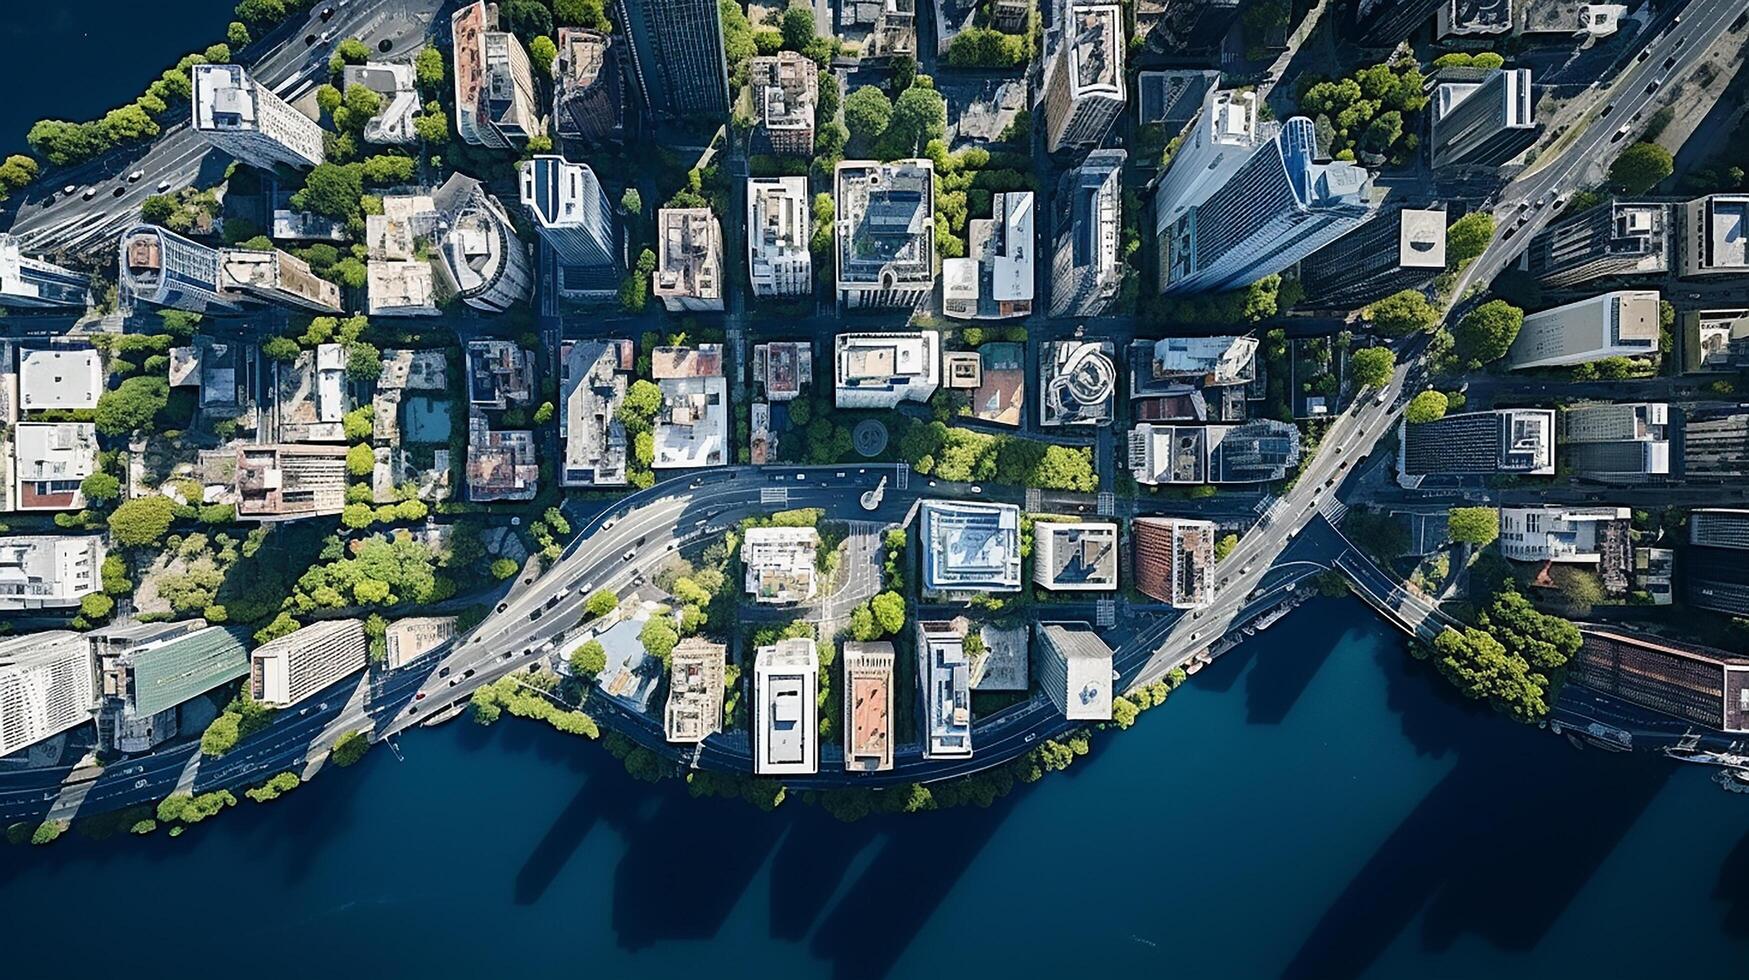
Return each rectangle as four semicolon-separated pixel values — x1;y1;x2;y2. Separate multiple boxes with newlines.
1351;0;1444;48
1298;207;1447;308
1132;516;1216;607
835;159;936;309
1050;149;1125;317
1160;117;1376;295
433;173;534;313
1152;88;1272;236
1570;626;1748;734
1525;199;1671;289
664;637;725;743
654;207;725;312
1148;0;1241;53
1682;411;1749;480
920;500;1023;595
1035;622;1114;721
1430;67;1537;170
942;191;1034;320
118;225;241;315
217;247;343;313
519;155;622;300
834;332;939;408
917;620;972;759
747;177;812;298
842;641;895;772
753;636;818;775
749;52;816;156
0;535;104;611
615;0;730;123
1560;401;1669;481
1398;409;1555;484
250;619;369;709
190;63;323;170
559;338;631;486
94;623;250;753
452;1;543;148
1039;339;1116;426
1044;3;1125;152
1691;509;1749;550
1136;70;1220;129
1505;289;1660;370
553;28;625;144
1679;194;1749;278
0;235;89;308
0;631;93;756
1686;511;1749;617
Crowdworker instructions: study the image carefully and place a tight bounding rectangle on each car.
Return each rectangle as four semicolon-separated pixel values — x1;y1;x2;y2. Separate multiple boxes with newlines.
636;535;646;546
112;186;126;197
126;170;144;182
439;666;451;677
601;518;617;531
1612;124;1631;142
1636;47;1651;62
501;651;514;661
1600;101;1617;117
156;179;172;192
1025;732;1038;743
546;588;570;608
496;602;508;613
463;668;476;678
448;678;459;686
578;581;594;592
1663;56;1677;70
623;548;636;561
1533;194;1549;208
970;485;982;494
81;187;98;200
1645;79;1661;94
510;516;521;526
529;608;543;621
134;779;149;789
1189;631;1201;641
1374;388;1390;405
836;471;846;478
1241;565;1253;574
1503;225;1519;240
408;704;419;714
795;473;806;480
62;184;75;194
321;5;336;19
318;29;335;43
1517;201;1530;211
305;33;318;45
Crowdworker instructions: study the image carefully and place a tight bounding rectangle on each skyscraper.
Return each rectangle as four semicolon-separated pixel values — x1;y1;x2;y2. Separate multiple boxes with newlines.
1398;409;1555;485
452;1;543;148
1505;289;1661;370
0;631;93;756
190;63;324;170
118;224;242;315
1430;67;1537;170
1297;206;1446;308
1043;2;1125;152
518;155;622;299
553;28;626;144
250;618;369;709
1050;149;1125;317
615;0;730;123
1560;401;1669;481
1160;117;1376;295
1525;199;1671;289
1147;0;1241;53
1152;88;1273;235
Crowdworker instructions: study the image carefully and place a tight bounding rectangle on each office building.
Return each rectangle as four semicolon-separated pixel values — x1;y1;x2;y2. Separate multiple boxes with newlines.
553;28;626;143
942;191;1034;320
842;641;894;772
753;342;813;401
1680;194;1749;278
1039;339;1116;426
742;527;820;603
217;247;343;313
18;348;102;413
1688;511;1749;613
1044;3;1125;152
1036;622;1113;721
234;444;350;520
1525;199;1671;289
1498;506;1632;593
341;62;420;144
653;208;725;312
917;620;973;759
433;173;534;313
95;624;250;753
747;177;812;298
1129;420;1303;484
1153;88;1273;233
250;619;369;709
119;225;241;315
1681;309;1749;374
190;62;323;169
12;422;97;512
1398;409;1555;482
1692;510;1749;550
665;637;725;743
0;235;89;308
1560;401;1669;480
1033;521;1118;591
648;345;727;469
753;636;818;775
1430;68;1537;170
834;332;939;408
1680;411;1749;480
835;159;935;308
920;500;1022;595
1438;0;1512;35
842;0;917;57
1571;626;1748;734
560;338;632;487
1505;289;1660;370
367;261;439;316
1161;117;1377;295
0;535;103;611
1051;149;1125;317
1298;207;1447;308
383;617;459;670
614;0;730;122
1133;335;1257;394
750;52;816;155
452;1;543;148
0;632;93;756
519;155;622;300
1132;516;1216;608
1352;0;1444;47
1148;0;1240;52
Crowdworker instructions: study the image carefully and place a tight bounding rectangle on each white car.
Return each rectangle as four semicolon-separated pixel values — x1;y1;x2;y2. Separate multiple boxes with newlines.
156;179;173;192
127;170;144;182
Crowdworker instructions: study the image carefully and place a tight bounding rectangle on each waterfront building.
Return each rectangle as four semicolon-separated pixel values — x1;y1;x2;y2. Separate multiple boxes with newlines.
1560;401;1669;481
1505;289;1659;371
94;624;250;753
1398;409;1554;483
519;155;623;301
650;345;727;469
614;0;730;123
341;62;420;144
1524;199;1671;290
432;173;534;313
1129;420;1302;484
834;332;939;408
0;631;93;756
942;191;1034;320
654;208;725;312
250;619;369;709
1050;149;1125;317
842;641;894;772
11;422;97;512
1152;88;1272;233
0;235;89;309
234;444;350;520
917;620;972;759
553;28;626;144
747;177;812;298
1039;339;1116;427
1570;626;1748;734
749;53;816;156
18;348;102;413
1033;521;1118;591
1681;411;1749;480
1679;194;1749;278
1043;2;1125;152
560;338;633;487
742;527;820;603
1298;207;1446;308
920;500;1023;595
1036;622;1114;722
191;63;323;169
1132;516;1216;608
0;535;103;611
452;0;543;148
835;160;935;309
1430;68;1537;170
665;637;725;743
383;617;459;670
753;636;818;775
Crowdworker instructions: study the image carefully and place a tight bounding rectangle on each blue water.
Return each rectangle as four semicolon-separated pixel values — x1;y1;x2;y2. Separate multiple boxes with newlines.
2;598;1744;978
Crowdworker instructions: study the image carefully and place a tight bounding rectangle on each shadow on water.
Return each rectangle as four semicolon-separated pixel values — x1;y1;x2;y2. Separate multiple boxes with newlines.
1241;598;1350;725
1714;830;1749;940
768;810;880;941
1282;639;1674;980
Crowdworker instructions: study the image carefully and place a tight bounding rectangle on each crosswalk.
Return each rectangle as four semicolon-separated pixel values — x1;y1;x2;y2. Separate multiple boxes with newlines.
1025;488;1042;512
760;487;789;506
895;464;909;491
1096;600;1116;628
1318;496;1348;525
1097;492;1114;516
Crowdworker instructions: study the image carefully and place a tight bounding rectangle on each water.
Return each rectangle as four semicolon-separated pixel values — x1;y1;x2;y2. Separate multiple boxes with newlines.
2;598;1744;978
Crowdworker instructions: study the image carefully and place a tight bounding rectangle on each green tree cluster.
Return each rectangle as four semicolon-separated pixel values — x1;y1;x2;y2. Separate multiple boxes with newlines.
1363;288;1441;336
1446;212;1495;265
1452;299;1524;366
1404;389;1448;424
1610;142;1674;194
331;730;372;766
1349;346;1396;389
1425;589;1580;722
899;421;1096;490
945;28;1028;67
245;772;301;802
1447;506;1499;547
1297;61;1427;162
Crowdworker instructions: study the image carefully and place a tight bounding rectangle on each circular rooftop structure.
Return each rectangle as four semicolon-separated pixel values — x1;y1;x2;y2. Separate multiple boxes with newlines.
853;419;889;457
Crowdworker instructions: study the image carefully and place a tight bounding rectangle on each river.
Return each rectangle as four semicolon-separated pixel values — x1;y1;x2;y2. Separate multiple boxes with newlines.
1;598;1744;978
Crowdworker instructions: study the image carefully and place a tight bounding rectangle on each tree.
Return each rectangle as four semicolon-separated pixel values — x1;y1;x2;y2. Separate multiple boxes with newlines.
331;730;371;767
235;0;287;25
414;45;446;90
289;163;365;219
844;85;893;150
347;341;382;381
26;120;104;166
261;335;300;362
1610;142;1673;194
1350;346;1396;388
347;443;377;477
95;376;169;435
623;378;663;418
80;471;121;504
529;35;558;75
1214;533;1239;562
869;590;905;635
491;557;519;580
80;593;115;622
640;616;679;663
585;589;619;618
1404;389;1449;424
620;248;656;311
1452;299;1524;365
1365;289;1441;336
227;20;252;47
1447;506;1499;547
882;86;947;158
570;639;607;679
108;496;175;547
556;0;611;29
1446;212;1495;264
620;187;642;214
781;2;816;49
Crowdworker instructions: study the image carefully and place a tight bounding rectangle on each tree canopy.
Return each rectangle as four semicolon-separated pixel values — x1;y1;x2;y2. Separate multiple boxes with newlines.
1404;389;1448;424
1452;299;1523;365
1349;346;1396;388
1446;506;1499;547
1365;289;1441;336
1609;141;1674;194
1446;212;1494;264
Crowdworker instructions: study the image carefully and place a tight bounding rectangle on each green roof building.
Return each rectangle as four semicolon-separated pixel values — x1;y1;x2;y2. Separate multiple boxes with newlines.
96;623;251;753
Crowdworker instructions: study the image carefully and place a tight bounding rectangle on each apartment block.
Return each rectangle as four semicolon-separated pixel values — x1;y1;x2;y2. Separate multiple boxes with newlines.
747;177;812;298
1129;419;1302;484
650;345;727;469
1570;626;1749;734
1132;516;1216;608
452;0;543;148
835;160;935;309
1039;339;1116;427
750;52;817;155
1298;207;1446;309
1525;199;1671;289
1680;194;1749;278
191;62;323;169
0;535;104;611
18;347;102;413
1035;622;1114;721
94;624;249;753
1398;409;1554;484
753;342;813;402
1044;3;1125;152
1050;149;1125;317
560;338;633;487
1499;506;1632;593
917;620;972;759
234;444;350;521
1560;401;1669;481
754;636;818;775
614;0;730;122
665;637;725;743
519;155;623;300
250;619;369;709
742;527;820;603
553;28;626;144
942;190;1034;321
0;632;93;756
1430;68;1537;170
11;422;97;512
654;208;725;312
0;235;89;309
842;641;894;772
834;332;939;408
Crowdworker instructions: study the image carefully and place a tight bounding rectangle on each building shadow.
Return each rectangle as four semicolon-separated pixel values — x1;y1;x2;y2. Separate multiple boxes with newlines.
1714;829;1749;940
768;809;881;941
1242;598;1349;725
513;778;608;905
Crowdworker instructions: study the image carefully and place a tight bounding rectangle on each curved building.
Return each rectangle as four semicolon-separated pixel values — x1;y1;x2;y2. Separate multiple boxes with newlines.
432;173;533;313
118;225;242;315
1040;339;1116;426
